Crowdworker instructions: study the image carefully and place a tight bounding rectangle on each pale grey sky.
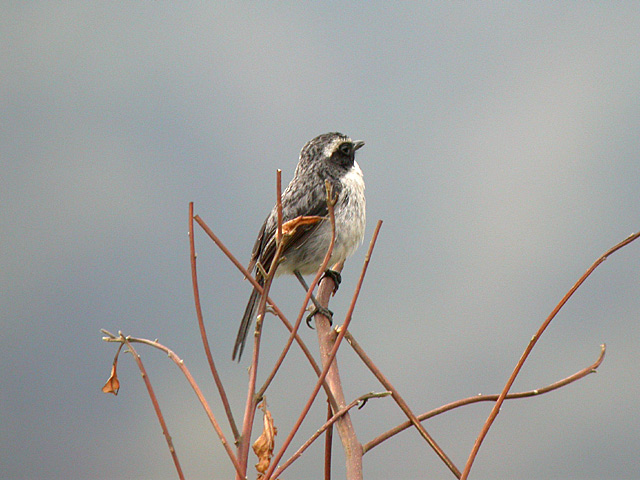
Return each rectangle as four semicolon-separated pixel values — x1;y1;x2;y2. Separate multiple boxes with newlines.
2;3;640;479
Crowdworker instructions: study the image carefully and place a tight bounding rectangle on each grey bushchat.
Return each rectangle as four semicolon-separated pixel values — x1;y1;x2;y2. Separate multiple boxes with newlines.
233;132;366;361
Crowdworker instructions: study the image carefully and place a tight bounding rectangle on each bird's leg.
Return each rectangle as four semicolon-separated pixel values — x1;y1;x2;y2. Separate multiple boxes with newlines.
294;270;333;327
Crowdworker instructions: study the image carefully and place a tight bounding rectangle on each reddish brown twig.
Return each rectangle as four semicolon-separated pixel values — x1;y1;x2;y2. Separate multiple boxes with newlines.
461;231;640;479
102;330;243;477
276;169;283;243
120;336;185;480
363;343;606;453
324;401;334;480
236;171;287;479
344;330;461;478
188;202;239;441
265;220;383;480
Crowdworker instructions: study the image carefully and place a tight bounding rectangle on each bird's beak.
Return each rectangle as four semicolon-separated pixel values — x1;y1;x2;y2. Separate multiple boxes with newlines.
353;140;365;151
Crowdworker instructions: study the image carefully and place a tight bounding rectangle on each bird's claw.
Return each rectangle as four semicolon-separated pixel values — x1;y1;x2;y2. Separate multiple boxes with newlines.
305;305;333;328
322;269;342;294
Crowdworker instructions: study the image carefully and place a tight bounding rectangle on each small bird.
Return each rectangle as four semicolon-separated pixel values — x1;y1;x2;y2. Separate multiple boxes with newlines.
233;132;366;361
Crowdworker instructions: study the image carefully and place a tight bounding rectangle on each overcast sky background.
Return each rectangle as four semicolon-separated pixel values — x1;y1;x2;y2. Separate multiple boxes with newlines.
2;3;640;480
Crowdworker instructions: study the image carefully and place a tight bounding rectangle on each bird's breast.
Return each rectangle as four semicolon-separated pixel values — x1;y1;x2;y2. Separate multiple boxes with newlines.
333;162;366;260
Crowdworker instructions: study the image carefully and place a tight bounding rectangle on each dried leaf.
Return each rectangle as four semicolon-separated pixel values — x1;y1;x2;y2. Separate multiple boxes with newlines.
282;215;323;236
253;401;277;477
102;362;120;395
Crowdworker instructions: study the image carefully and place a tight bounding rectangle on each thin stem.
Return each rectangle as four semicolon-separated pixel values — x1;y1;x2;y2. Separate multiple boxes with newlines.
265;220;382;480
324;401;333;480
188;202;239;441
237;174;287;480
363;343;606;453
276;169;283;244
344;330;461;478
461;231;640;480
120;337;185;480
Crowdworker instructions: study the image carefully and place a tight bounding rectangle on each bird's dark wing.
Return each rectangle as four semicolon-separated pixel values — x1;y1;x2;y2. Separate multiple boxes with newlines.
255;176;341;275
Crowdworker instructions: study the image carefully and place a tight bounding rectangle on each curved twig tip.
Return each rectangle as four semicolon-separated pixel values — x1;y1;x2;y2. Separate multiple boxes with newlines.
594;343;606;368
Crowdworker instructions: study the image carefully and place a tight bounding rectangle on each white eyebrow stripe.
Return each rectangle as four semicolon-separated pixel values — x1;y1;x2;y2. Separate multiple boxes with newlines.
323;136;351;158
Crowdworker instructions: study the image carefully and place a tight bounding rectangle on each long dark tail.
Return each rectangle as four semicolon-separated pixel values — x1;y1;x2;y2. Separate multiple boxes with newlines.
233;285;261;361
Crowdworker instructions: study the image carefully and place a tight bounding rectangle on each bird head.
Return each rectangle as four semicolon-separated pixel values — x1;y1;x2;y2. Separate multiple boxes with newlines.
299;132;365;172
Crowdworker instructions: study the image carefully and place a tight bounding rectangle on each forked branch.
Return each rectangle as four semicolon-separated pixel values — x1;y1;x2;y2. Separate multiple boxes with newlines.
101;330;243;477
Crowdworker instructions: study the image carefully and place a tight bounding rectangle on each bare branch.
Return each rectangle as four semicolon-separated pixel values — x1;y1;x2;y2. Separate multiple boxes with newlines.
363;343;606;453
120;336;185;480
324;401;333;480
103;332;244;477
461;231;640;479
276;169;283;244
188;202;239;441
237;171;288;480
241;238;284;473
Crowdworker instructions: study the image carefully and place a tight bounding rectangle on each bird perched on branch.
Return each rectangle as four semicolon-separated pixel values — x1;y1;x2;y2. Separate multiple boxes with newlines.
233;132;366;361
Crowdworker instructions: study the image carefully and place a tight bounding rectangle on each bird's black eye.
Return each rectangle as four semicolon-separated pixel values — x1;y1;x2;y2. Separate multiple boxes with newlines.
338;143;352;155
